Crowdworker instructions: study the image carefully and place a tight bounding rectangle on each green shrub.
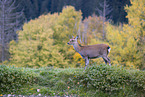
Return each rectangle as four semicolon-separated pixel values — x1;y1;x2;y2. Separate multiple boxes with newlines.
78;64;145;96
54;80;67;91
1;64;145;96
39;87;54;96
0;65;38;94
35;65;145;96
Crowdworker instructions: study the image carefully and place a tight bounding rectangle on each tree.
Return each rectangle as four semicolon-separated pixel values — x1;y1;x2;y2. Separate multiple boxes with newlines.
125;0;145;69
53;6;82;45
106;0;145;69
9;6;82;68
0;0;24;62
96;0;112;39
10;13;69;68
18;0;130;24
52;6;82;66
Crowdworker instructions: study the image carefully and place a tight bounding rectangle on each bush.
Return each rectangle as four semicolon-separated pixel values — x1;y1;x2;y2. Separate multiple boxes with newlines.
78;64;145;96
0;65;38;94
54;80;67;91
35;65;145;96
1;64;145;96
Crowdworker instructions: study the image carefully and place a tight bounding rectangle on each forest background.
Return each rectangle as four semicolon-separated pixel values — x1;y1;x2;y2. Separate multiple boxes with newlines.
0;0;145;96
0;0;144;70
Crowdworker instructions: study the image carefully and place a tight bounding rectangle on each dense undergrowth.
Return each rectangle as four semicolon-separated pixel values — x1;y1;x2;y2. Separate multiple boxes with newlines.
0;64;145;96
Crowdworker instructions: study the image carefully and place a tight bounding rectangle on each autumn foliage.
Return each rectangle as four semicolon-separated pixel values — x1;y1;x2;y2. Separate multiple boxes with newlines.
9;0;145;69
106;0;145;69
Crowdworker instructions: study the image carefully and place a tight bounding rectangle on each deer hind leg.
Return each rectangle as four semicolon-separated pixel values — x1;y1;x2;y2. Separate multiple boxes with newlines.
84;57;89;70
102;56;111;66
103;57;108;65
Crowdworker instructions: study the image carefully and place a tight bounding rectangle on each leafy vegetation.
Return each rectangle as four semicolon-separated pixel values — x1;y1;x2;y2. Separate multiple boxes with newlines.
1;0;145;96
0;65;38;94
0;64;145;96
9;0;145;69
9;6;82;68
106;0;145;69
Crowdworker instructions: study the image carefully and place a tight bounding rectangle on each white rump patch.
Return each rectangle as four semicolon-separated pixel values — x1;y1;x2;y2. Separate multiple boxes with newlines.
108;48;111;53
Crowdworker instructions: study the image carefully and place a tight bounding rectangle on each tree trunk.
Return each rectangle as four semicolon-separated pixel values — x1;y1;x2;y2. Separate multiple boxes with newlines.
1;1;5;62
102;0;106;39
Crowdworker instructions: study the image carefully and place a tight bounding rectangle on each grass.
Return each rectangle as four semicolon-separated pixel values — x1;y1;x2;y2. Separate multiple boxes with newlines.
0;64;145;96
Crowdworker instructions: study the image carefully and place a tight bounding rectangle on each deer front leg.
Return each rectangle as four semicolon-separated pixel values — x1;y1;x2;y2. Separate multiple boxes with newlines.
84;57;89;70
107;57;111;66
102;56;111;66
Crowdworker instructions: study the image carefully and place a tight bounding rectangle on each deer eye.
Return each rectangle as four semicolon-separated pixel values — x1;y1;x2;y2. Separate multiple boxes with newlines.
71;40;75;42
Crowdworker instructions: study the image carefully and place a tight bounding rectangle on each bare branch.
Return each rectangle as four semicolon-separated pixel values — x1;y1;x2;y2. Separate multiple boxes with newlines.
96;7;103;16
96;0;112;19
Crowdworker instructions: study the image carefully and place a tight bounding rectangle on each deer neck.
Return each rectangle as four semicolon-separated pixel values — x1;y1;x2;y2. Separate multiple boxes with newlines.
73;42;81;53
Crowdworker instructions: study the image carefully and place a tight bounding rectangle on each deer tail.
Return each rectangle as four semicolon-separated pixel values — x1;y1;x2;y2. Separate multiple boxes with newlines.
107;46;111;54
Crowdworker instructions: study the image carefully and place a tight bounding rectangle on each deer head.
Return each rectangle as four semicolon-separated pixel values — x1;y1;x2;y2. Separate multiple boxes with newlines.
67;36;78;45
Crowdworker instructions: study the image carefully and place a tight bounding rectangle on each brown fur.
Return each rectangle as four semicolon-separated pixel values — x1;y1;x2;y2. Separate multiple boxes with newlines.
67;36;111;70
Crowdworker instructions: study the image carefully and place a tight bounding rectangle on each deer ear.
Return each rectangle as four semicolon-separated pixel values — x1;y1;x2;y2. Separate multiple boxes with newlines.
75;35;79;39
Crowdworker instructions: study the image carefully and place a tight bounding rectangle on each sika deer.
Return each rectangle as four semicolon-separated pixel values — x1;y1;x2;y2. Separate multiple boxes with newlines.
67;36;111;70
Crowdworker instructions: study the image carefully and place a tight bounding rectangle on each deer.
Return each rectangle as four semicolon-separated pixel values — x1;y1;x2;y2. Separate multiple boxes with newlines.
67;36;111;70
